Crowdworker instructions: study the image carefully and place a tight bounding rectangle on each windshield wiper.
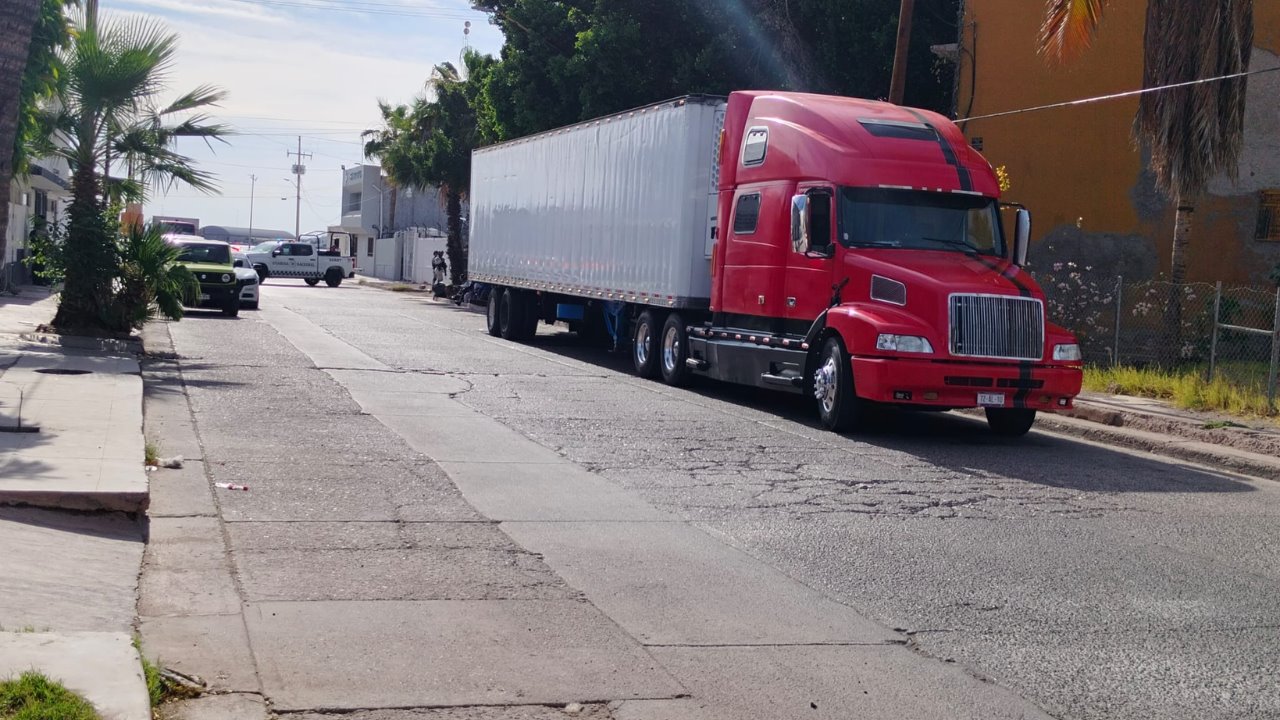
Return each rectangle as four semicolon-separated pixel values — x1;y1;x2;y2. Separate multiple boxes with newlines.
919;236;983;255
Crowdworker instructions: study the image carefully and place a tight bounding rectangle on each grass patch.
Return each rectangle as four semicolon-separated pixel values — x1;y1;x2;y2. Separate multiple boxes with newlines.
138;652;164;709
143;439;159;467
0;671;102;720
1084;365;1277;419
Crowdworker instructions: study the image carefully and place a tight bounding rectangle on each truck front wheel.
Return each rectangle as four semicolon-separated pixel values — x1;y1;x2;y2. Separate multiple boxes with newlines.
659;313;690;386
221;294;241;318
486;287;503;337
325;268;343;287
632;310;662;379
813;336;866;432
304;278;319;286
985;408;1037;437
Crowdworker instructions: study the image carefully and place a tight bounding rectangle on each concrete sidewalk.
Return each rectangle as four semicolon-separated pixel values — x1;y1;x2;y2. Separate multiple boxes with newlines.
0;289;151;720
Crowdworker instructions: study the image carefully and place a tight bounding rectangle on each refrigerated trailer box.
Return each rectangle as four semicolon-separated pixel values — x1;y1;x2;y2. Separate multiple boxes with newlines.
469;96;725;307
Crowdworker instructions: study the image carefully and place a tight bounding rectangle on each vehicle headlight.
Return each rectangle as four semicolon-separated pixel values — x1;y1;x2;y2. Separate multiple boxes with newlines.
221;273;232;283
876;334;934;354
1053;343;1082;361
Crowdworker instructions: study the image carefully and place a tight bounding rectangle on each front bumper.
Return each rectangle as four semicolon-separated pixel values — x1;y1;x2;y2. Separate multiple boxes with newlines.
192;283;237;308
851;356;1083;410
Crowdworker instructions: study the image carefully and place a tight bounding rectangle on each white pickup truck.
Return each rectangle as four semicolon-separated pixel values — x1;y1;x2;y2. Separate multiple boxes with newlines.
245;240;355;287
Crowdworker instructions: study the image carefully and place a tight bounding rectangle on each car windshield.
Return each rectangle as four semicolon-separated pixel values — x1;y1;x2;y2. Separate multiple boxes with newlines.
174;242;230;264
838;187;1004;257
250;242;280;253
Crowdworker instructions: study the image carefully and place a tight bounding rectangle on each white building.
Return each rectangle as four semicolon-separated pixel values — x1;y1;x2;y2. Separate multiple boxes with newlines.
4;158;71;285
328;164;450;262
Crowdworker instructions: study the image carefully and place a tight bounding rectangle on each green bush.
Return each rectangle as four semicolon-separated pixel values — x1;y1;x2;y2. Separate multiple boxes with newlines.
0;671;102;720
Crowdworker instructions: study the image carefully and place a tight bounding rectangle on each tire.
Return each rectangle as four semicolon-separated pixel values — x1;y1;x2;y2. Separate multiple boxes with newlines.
498;287;518;339
811;335;865;432
246;301;259;310
304;278;319;286
659;313;691;386
985;408;1037;437
486;287;503;337
221;294;241;318
513;290;540;341
324;268;343;287
632;310;662;379
254;265;269;283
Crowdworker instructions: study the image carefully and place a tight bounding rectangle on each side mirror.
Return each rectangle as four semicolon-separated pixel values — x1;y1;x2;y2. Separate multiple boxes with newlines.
791;194;810;253
1013;209;1031;267
233;259;244;268
271;248;283;257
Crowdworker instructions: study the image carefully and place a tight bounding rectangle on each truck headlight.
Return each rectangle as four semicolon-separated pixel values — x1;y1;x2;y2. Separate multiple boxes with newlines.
221;273;232;283
1053;343;1082;361
876;334;934;354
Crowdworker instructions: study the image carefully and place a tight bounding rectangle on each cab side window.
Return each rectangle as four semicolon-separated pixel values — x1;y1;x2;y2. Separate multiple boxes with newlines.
295;243;314;257
733;193;762;235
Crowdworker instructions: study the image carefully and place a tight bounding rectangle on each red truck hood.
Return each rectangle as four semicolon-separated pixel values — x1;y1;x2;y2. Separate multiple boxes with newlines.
848;249;1041;298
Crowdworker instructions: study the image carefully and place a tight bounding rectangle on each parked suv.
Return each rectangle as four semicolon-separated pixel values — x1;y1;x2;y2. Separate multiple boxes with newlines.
166;235;242;317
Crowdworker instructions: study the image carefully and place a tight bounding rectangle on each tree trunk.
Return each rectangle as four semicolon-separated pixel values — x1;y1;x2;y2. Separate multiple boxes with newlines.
388;184;398;235
1160;201;1193;366
52;164;117;331
0;0;43;283
445;188;464;287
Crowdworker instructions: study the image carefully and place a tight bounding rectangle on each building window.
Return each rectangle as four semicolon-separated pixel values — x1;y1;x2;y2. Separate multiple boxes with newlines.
1256;190;1280;241
33;190;47;219
366;237;374;256
344;191;362;215
733;193;761;234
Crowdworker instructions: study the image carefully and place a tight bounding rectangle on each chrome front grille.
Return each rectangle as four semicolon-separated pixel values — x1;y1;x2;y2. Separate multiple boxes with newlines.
948;294;1045;361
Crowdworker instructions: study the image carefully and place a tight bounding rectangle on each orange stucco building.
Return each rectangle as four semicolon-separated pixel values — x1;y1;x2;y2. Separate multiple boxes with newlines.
956;1;1280;284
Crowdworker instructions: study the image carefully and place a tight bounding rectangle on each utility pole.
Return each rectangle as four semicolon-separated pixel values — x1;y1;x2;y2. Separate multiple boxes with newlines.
248;174;256;242
889;0;915;105
287;137;312;239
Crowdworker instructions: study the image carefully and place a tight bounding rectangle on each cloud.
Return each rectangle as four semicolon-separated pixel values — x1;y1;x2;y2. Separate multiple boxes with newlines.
112;0;286;24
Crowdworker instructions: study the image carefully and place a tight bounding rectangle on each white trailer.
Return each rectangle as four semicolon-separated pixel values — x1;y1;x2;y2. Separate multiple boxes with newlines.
469;96;725;311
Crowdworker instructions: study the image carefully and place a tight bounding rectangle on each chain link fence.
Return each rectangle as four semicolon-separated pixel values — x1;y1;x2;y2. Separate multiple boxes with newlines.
1034;265;1280;411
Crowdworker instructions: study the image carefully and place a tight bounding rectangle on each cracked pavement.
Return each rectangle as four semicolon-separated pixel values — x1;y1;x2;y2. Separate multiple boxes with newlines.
154;282;1280;720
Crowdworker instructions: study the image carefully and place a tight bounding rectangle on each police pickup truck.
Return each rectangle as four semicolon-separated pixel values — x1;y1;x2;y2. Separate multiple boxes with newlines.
245;239;355;287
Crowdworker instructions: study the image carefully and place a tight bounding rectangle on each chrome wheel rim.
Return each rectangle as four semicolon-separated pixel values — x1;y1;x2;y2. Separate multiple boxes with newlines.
635;321;651;366
814;348;839;414
488;294;498;326
662;325;680;373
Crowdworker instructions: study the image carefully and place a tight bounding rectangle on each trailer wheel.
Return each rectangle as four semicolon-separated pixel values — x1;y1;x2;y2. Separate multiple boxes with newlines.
659;313;690;386
498;288;519;340
514;291;540;341
486;287;503;337
632;310;662;379
985;408;1037;437
304;278;319;286
324;267;343;287
812;336;866;432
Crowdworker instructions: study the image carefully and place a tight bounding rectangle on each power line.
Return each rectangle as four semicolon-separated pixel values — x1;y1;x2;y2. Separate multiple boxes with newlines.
220;0;483;20
957;64;1280;125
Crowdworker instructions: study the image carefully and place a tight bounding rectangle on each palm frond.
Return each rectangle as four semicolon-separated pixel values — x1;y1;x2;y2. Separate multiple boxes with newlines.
1039;0;1108;63
156;84;228;116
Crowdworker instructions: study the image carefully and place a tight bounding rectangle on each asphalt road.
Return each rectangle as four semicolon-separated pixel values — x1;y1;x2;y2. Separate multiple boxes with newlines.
169;280;1280;720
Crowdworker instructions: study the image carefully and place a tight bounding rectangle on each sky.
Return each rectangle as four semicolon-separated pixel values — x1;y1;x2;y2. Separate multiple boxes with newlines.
106;0;506;236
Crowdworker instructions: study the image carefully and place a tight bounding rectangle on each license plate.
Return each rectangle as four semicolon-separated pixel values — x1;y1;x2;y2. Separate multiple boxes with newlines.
977;392;1006;407
199;293;210;301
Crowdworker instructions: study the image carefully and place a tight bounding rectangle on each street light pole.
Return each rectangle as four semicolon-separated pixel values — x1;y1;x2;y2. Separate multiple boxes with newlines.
248;174;256;241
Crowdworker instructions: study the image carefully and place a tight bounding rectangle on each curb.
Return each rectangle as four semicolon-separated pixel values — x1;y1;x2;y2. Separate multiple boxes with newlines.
0;489;150;514
18;332;142;356
1035;411;1280;481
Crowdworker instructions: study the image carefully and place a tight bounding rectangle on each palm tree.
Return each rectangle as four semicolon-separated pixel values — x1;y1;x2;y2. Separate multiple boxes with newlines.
35;12;228;329
362;101;418;237
0;0;45;282
1040;0;1253;361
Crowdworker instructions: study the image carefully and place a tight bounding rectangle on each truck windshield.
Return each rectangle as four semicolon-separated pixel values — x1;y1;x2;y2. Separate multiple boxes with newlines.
838;187;1004;257
174;243;230;264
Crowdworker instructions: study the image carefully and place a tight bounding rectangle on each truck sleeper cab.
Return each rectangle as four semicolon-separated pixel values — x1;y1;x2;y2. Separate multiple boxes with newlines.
469;91;1083;437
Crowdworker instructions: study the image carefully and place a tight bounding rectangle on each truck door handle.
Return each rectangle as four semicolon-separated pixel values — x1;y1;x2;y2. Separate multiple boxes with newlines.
787;297;796;308
758;295;766;305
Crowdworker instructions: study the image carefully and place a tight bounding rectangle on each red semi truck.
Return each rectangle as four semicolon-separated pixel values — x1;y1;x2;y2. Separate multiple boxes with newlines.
469;91;1083;436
